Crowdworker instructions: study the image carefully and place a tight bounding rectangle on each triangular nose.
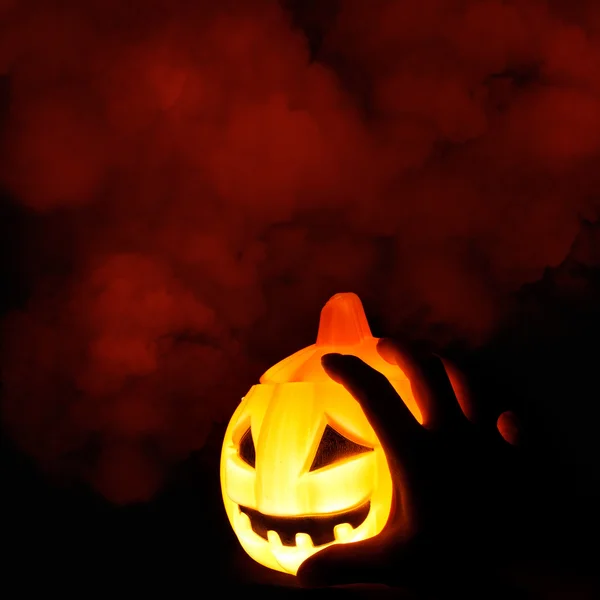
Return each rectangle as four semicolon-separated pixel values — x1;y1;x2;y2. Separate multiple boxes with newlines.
316;293;372;347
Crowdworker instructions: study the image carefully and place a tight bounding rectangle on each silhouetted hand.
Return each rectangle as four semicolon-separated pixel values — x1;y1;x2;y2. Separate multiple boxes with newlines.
298;339;526;595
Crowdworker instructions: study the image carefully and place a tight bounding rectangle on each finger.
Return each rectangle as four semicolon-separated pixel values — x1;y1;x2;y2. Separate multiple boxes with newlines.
496;410;522;446
321;353;426;459
377;339;467;431
441;357;476;422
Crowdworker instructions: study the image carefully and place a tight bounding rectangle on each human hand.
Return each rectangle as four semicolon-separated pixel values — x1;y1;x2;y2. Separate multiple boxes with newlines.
297;339;525;594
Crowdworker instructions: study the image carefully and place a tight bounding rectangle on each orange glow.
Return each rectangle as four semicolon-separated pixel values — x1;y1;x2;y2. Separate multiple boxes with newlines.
220;293;420;575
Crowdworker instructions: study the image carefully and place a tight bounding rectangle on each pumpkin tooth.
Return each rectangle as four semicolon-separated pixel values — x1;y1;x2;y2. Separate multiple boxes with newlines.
295;532;314;549
237;509;252;532
333;523;354;542
267;530;283;547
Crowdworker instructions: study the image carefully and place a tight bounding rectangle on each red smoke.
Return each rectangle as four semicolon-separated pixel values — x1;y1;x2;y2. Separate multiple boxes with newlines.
1;0;599;502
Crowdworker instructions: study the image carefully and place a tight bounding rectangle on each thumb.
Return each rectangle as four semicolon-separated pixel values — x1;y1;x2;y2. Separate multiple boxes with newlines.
298;536;402;588
297;546;383;588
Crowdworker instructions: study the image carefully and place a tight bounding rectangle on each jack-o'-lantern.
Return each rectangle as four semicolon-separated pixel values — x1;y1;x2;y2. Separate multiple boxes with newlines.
220;292;420;575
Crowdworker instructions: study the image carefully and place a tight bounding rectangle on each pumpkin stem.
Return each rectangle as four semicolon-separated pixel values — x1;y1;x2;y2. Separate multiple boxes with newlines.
316;293;373;347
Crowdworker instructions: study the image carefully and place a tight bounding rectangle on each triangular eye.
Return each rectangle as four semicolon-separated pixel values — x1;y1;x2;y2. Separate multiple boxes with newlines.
239;427;256;468
309;424;373;472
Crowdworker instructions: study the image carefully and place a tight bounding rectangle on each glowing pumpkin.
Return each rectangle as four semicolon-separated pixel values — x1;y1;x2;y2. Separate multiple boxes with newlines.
220;292;421;575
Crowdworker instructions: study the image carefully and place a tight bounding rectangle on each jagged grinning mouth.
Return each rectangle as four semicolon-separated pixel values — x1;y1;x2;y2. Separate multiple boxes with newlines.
239;500;371;547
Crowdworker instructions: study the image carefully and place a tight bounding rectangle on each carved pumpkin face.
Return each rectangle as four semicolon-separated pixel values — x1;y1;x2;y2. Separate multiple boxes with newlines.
220;293;421;575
